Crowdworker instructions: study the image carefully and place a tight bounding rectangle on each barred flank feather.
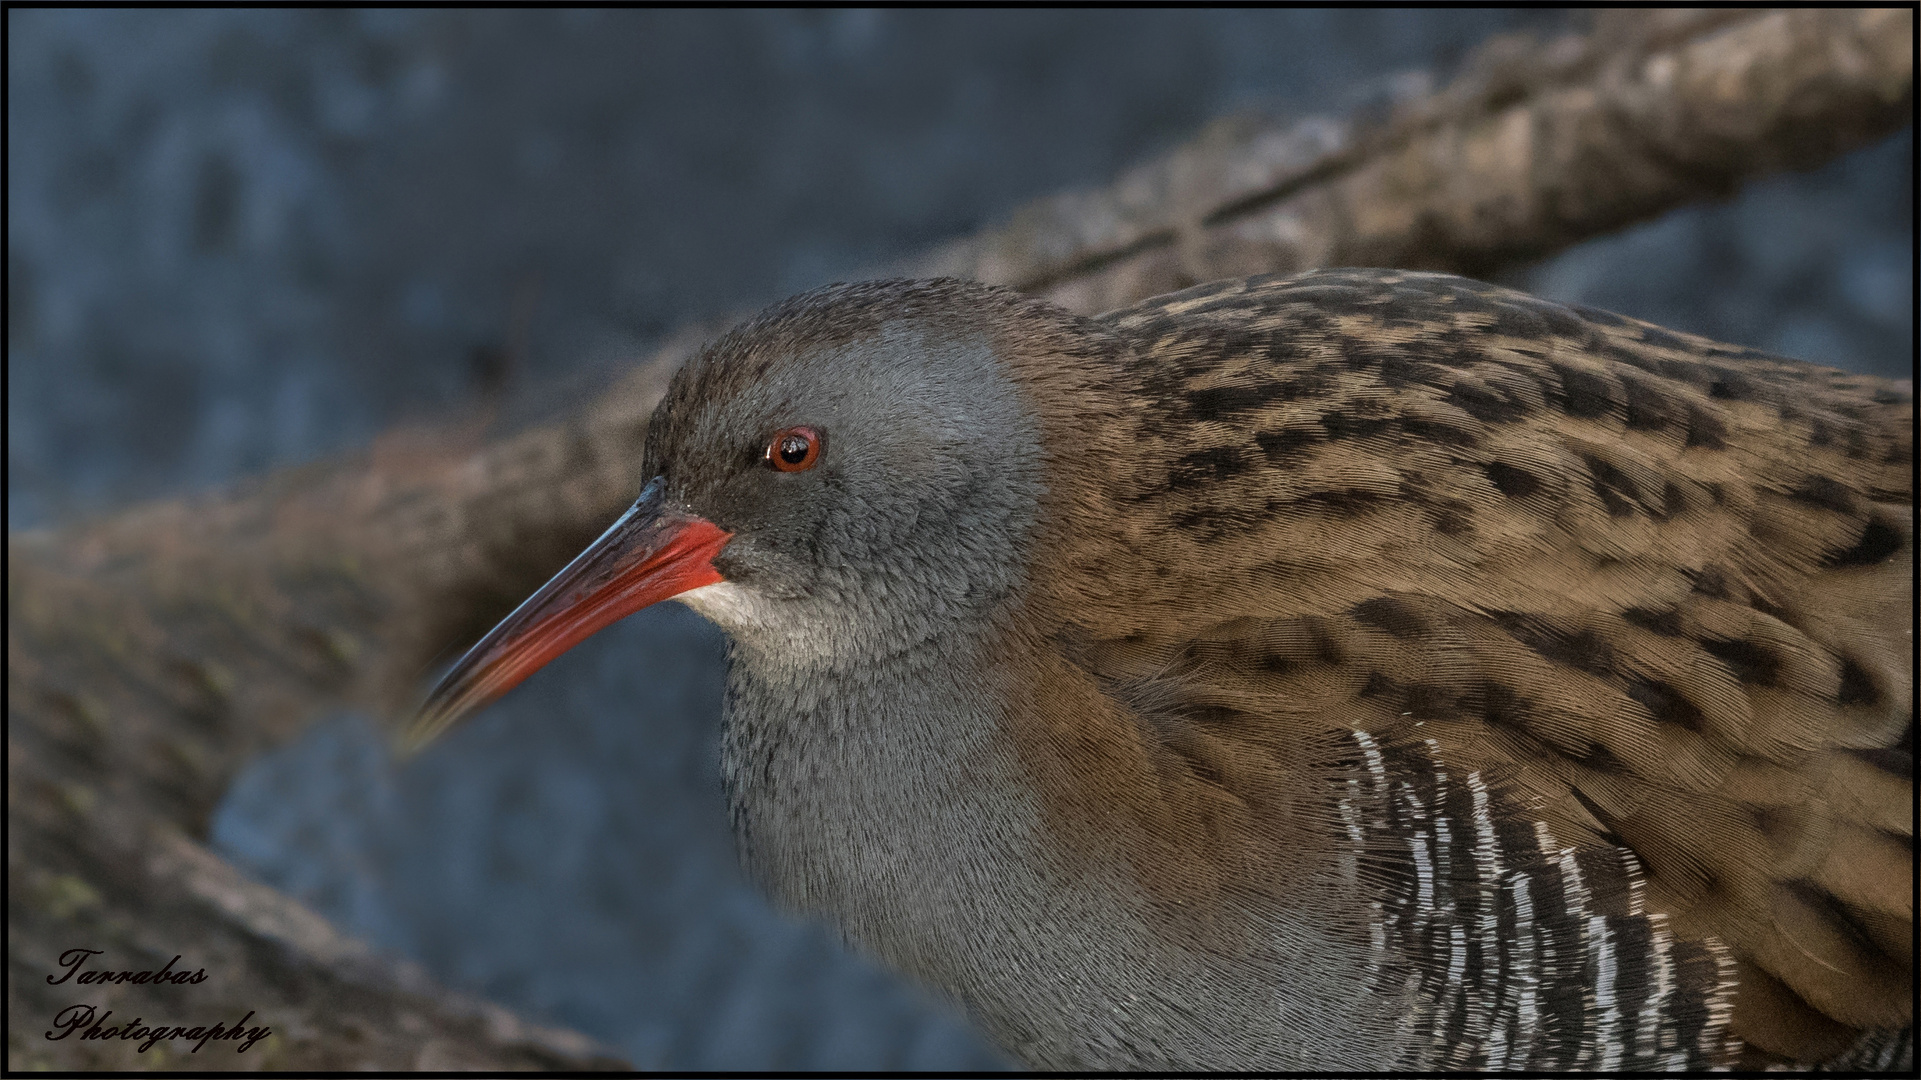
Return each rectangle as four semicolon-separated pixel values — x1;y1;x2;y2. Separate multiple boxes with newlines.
1338;732;1739;1069
664;268;1912;1069
1057;270;1910;1066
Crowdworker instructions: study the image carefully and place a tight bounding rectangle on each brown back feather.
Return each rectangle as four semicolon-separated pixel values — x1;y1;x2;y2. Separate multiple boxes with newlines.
1003;269;1912;1065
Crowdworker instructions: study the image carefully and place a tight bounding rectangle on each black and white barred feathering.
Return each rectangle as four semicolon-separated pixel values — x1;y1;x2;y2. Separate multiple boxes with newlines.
1337;731;1738;1070
426;269;1913;1071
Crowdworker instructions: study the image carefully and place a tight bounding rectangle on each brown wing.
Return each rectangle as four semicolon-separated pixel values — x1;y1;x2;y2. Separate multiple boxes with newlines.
1048;269;1912;1064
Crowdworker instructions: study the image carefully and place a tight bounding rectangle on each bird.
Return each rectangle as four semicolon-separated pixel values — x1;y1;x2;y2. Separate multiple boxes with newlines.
411;268;1914;1071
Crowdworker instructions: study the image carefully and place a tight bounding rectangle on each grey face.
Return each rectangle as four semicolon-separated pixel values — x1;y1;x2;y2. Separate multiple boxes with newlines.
646;318;1047;671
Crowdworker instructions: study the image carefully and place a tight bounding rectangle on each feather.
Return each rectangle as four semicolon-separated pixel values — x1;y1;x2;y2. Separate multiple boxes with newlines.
1017;269;1913;1066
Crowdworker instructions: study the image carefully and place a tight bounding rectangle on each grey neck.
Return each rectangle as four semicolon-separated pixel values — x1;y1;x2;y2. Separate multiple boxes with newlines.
718;622;1035;944
713;621;1404;1070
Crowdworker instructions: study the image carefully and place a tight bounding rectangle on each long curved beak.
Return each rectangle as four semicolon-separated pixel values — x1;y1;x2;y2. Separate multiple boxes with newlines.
404;478;731;753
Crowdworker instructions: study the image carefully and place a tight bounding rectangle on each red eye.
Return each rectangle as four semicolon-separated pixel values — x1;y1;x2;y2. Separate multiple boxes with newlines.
764;426;823;472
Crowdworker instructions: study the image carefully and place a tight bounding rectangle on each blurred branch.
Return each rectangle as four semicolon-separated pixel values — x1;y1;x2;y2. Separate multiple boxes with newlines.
913;8;1913;313
8;770;628;1070
7;7;1911;1071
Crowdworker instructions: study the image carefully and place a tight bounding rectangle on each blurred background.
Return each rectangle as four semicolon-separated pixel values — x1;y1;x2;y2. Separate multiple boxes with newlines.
7;8;1912;1070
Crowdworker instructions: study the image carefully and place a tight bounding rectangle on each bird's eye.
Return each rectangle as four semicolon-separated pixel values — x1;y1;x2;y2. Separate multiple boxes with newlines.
764;426;823;472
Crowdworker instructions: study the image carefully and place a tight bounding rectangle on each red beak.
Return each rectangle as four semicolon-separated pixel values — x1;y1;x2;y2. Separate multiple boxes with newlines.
406;479;731;751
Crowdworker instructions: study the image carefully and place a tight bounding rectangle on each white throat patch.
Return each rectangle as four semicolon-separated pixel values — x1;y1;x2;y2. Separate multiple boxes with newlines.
676;581;766;629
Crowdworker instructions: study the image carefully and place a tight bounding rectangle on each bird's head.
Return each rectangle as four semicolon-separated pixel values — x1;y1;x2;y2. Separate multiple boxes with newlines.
410;278;1118;747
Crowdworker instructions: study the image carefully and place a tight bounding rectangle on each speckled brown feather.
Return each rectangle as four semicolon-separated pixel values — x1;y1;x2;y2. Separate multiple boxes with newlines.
989;270;1912;1066
591;269;1915;1067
